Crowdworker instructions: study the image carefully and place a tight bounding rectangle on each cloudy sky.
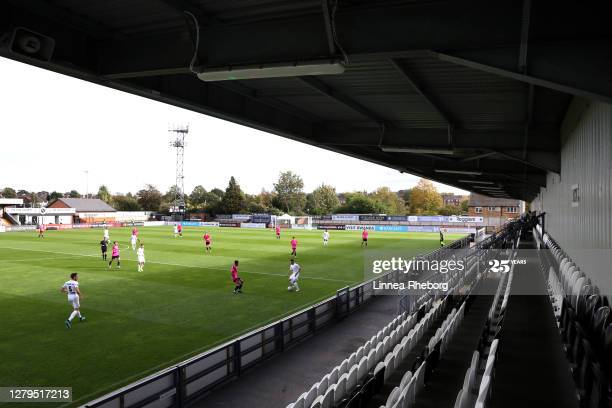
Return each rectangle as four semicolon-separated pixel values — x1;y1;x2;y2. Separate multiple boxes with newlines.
0;57;466;196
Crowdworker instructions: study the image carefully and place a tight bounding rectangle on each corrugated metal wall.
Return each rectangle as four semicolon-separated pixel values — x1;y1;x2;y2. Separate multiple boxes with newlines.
532;99;612;290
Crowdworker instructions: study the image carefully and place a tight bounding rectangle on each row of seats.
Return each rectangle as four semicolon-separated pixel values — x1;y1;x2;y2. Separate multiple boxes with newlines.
373;260;486;408
380;301;468;408
542;233;612;408
287;298;443;408
288;253;476;408
379;221;523;408
453;243;518;408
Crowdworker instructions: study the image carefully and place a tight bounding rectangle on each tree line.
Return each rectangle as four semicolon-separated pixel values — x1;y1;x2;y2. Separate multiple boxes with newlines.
1;172;468;216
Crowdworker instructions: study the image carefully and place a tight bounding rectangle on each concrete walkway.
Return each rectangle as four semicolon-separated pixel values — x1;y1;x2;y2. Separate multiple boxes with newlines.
193;295;401;408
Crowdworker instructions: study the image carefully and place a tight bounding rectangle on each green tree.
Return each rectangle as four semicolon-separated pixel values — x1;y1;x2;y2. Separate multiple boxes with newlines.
189;185;208;210
160;185;185;212
308;184;340;215
69;190;81;198
408;179;442;214
257;189;276;211
137;184;162;211
370;187;406;215
336;192;386;214
97;185;112;203
210;188;225;199
401;189;412;208
245;194;266;213
48;191;62;201
219;176;245;214
189;185;208;211
460;199;469;213
113;194;142;211
273;171;306;213
1;187;17;198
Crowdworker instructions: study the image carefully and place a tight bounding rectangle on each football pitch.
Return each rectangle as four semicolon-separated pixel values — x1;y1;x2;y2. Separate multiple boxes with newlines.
0;226;463;406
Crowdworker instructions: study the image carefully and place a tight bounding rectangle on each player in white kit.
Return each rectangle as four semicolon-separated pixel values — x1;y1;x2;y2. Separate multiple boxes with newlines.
60;272;85;328
322;229;330;246
137;243;145;272
173;225;179;238
103;227;110;243
130;233;138;250
288;259;301;292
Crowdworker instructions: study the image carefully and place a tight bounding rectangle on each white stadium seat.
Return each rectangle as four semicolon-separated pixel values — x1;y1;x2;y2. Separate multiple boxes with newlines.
317;375;329;397
399;370;413;391
334;373;347;405
384;353;396;382
346;365;358;393
305;383;318;407
357;356;368;382
321;385;335;408
367;349;377;371
339;359;349;377
309;395;323;408
329;367;339;387
385;386;400;408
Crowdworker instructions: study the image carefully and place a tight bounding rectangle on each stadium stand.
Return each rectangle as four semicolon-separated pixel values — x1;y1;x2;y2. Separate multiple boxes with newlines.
452;254;514;408
539;231;611;407
286;219;525;408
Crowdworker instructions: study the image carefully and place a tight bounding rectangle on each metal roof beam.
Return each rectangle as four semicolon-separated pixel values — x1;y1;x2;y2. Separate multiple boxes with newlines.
492;150;560;173
299;76;388;127
388;58;455;126
314;127;559;152
435;40;612;104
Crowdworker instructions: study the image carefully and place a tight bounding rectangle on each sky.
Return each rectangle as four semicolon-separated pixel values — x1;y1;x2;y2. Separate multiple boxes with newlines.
0;57;467;197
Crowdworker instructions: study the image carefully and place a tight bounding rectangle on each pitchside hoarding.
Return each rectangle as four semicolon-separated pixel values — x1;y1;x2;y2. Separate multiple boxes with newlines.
316;224;345;230
375;225;408;232
448;215;483;223
359;215;387;221
251;214;272;223
219;222;241;227
345;225;375;231
240;223;267;228
440;227;477;234
387;215;408;221
331;214;360;221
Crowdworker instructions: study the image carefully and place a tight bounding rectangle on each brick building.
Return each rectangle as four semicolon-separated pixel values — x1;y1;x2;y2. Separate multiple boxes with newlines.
48;198;116;223
467;193;523;232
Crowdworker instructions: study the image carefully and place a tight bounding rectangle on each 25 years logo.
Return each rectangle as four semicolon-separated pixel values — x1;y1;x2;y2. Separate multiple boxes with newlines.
487;259;511;273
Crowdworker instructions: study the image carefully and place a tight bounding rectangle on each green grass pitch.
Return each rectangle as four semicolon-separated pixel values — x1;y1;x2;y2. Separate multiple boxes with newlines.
0;226;463;406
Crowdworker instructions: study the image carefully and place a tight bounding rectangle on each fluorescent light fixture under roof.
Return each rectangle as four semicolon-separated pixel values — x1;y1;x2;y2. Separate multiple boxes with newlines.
380;146;454;155
458;179;495;185
435;169;482;176
197;59;345;81
478;186;504;190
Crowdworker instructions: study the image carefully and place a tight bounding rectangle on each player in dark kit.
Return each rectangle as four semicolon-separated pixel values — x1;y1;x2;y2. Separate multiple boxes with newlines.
100;239;108;260
231;260;244;294
439;230;445;247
